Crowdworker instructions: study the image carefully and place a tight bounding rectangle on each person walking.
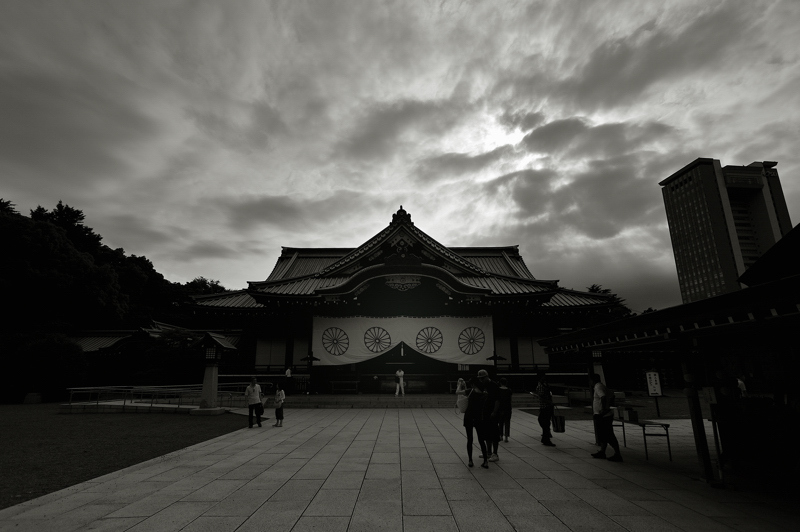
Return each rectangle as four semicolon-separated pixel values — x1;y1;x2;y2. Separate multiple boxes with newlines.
245;377;263;429
590;374;622;462
273;383;285;427
535;371;555;446
478;369;501;462
395;369;405;397
284;367;293;395
497;378;513;443
463;378;489;468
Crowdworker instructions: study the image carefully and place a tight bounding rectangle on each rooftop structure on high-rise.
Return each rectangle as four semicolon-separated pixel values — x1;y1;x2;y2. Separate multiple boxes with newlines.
659;158;792;304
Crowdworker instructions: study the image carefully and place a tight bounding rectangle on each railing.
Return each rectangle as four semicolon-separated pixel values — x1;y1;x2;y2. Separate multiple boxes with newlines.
66;382;257;410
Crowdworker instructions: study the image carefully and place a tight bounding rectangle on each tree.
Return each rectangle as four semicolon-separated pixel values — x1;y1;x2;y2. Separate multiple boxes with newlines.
0;212;128;329
30;201;103;254
0;198;19;215
183;276;230;296
586;284;633;320
587;284;612;294
0;197;241;399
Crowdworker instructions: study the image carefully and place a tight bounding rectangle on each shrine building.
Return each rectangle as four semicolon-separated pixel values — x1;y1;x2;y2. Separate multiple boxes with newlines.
189;207;628;393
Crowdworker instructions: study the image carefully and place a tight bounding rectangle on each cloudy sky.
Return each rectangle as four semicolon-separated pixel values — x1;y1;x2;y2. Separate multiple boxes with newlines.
2;0;799;312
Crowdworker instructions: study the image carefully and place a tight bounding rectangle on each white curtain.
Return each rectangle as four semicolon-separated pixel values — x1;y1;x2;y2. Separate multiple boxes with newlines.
311;315;494;366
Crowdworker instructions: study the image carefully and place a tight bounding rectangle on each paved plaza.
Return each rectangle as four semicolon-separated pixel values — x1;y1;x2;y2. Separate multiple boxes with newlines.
1;408;797;531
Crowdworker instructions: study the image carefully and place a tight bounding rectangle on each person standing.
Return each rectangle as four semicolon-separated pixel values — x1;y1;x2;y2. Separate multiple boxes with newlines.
478;369;501;462
464;378;489;468
590;374;622;462
395;369;405;397
497;378;513;443
535;371;555;446
273;383;285;427
245;377;263;429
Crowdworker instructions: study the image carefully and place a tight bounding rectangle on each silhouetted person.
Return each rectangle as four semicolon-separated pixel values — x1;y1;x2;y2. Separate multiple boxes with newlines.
535;371;555;446
591;374;622;462
463;378;489;468
497;377;513;443
273;383;285;427
478;369;501;462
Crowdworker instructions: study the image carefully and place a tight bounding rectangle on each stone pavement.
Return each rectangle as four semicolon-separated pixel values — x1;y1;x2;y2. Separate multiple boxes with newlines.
1;408;797;532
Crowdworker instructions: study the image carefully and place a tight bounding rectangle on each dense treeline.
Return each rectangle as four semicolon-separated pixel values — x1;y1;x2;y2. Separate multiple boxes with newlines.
0;198;232;402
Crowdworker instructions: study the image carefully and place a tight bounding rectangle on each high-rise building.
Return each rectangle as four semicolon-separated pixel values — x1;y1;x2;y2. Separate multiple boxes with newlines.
659;158;792;303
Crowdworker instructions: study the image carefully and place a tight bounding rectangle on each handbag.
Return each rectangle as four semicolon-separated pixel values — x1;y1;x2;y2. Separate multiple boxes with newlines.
456;390;470;413
552;407;566;433
255;400;264;416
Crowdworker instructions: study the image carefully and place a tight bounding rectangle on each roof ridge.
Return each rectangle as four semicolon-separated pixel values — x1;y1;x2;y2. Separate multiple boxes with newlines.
314;207;488;278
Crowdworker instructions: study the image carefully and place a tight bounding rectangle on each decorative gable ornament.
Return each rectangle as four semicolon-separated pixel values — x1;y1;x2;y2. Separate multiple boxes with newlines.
385;275;421;292
391;205;413;225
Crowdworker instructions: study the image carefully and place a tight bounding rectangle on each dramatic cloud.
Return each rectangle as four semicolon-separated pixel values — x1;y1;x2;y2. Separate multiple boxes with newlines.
2;0;799;312
414;145;513;182
337;99;467;161
556;5;753;110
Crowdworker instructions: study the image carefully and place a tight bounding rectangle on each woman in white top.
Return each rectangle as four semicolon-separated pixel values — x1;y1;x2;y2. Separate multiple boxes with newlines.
244;377;263;428
273;383;285;427
395;369;405;397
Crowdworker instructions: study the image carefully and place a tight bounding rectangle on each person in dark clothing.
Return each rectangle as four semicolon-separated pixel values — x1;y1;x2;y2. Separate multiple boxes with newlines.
590;373;622;462
478;369;501;462
497;378;513;443
463;378;489;468
535;371;555;446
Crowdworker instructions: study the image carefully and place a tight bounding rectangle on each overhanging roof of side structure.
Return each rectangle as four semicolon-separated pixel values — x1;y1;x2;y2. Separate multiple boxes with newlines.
193;290;265;308
738;223;800;287
69;322;243;351
539;273;800;354
202;332;238;350
69;332;133;352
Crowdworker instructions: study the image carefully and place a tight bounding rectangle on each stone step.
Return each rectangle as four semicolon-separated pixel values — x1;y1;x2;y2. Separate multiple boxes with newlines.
60;394;543;413
274;394;541;409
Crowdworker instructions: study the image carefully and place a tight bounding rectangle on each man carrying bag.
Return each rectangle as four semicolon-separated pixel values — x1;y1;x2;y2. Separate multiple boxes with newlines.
535;371;557;446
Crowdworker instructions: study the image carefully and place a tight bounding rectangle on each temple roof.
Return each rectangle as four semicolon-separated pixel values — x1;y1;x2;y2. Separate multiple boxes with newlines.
194;207;615;309
266;245;537;282
247;206;560;299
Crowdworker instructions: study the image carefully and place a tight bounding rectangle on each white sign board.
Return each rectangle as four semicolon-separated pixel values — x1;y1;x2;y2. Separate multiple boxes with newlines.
646;371;663;397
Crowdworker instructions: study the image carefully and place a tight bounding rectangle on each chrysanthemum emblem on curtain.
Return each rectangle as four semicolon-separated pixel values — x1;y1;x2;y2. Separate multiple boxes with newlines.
458;327;485;355
416;327;443;353
322;327;349;356
364;327;391;353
